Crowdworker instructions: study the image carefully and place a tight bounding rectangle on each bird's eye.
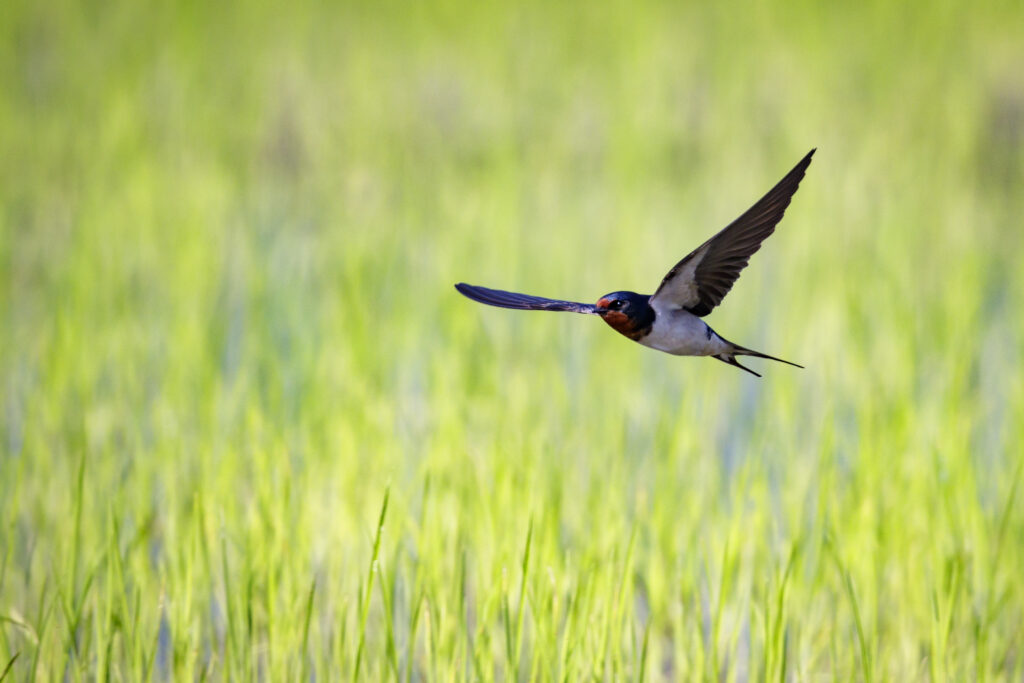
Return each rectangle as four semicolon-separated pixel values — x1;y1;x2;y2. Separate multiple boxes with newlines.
610;300;623;310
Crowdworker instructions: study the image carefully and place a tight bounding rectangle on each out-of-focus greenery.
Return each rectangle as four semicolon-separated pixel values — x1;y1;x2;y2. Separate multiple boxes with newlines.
2;0;1023;679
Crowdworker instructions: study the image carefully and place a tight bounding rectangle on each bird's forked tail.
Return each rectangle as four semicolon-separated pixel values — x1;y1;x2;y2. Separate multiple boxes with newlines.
714;341;803;378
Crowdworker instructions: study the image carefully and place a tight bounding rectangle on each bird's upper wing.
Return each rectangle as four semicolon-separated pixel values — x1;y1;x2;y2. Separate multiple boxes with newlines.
455;283;597;314
649;149;815;317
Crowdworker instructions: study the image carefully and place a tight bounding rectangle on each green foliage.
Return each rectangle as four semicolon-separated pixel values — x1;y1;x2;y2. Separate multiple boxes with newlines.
2;0;1023;679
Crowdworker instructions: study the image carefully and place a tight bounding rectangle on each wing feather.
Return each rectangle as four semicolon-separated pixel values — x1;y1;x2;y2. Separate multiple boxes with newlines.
650;149;815;317
455;283;597;314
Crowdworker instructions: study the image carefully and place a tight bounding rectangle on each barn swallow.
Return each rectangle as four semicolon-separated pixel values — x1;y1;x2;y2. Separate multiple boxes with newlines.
456;149;815;376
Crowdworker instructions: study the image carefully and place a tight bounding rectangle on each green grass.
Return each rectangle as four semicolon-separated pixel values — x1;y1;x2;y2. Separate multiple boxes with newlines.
2;0;1024;679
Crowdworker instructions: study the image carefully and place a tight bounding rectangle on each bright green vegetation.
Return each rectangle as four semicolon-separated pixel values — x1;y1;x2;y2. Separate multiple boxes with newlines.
2;0;1023;679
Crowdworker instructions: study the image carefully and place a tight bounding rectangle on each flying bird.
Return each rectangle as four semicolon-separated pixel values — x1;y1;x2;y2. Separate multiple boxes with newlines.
455;149;815;376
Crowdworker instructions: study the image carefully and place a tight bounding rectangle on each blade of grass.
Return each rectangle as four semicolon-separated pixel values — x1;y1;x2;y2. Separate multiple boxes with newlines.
827;537;872;683
774;540;800;683
353;487;389;682
0;653;18;683
300;579;316;682
513;518;533;675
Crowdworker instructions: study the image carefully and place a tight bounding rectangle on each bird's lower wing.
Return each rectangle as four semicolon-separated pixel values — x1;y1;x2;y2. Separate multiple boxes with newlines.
455;283;597;314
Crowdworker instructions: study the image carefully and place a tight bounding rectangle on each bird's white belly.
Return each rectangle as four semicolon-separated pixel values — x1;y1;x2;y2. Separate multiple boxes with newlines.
639;309;728;357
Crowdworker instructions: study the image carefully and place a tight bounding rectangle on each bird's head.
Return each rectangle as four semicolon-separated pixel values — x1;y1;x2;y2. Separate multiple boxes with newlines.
594;291;655;340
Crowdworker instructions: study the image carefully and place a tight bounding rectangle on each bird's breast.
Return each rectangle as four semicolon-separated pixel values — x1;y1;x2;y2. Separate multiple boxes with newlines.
638;309;728;356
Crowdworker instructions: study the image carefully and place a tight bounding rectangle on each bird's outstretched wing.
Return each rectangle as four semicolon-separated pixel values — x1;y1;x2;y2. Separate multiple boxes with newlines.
455;283;597;314
649;149;815;317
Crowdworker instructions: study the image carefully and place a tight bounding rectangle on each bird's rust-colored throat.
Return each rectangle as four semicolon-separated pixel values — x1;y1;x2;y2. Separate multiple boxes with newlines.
597;298;650;341
601;311;632;331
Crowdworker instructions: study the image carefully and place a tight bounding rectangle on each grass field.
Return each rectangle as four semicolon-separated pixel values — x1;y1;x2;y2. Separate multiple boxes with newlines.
2;0;1024;679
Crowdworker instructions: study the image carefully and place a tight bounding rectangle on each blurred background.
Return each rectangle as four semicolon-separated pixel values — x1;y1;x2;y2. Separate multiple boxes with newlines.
2;0;1023;679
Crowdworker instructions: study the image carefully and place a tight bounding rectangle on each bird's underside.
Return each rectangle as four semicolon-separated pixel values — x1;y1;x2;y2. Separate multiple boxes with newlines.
455;149;815;376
